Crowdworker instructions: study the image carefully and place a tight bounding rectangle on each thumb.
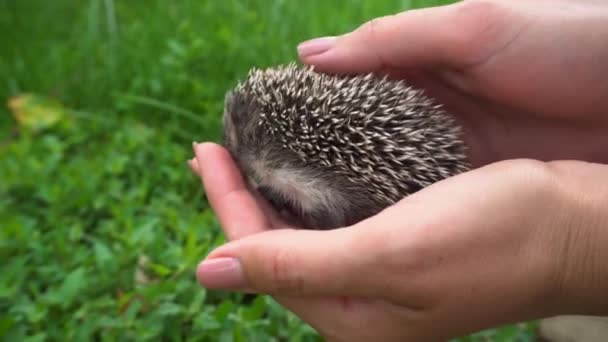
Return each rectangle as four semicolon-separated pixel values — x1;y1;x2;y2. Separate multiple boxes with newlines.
196;226;391;297
297;1;489;74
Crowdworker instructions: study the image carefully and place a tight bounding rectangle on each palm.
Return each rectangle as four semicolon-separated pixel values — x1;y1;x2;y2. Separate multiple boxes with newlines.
403;71;608;167
243;210;423;342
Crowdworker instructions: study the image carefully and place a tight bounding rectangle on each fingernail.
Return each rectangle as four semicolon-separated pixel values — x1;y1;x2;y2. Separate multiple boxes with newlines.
192;141;199;149
197;257;245;289
187;158;197;171
297;36;337;58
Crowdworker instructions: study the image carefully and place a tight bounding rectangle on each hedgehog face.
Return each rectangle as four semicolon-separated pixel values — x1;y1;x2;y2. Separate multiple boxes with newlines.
223;89;372;229
221;68;384;229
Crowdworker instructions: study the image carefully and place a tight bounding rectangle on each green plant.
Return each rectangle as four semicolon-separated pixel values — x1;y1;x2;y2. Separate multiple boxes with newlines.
0;1;538;340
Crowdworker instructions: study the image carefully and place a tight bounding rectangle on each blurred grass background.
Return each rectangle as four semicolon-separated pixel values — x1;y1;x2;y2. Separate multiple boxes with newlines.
0;0;538;340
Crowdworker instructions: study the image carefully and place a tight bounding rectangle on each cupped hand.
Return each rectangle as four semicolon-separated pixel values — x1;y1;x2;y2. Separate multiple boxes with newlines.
297;0;608;166
189;143;608;342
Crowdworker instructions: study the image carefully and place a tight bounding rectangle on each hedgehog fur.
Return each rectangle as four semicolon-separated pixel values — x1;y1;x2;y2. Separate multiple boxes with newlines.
222;63;471;230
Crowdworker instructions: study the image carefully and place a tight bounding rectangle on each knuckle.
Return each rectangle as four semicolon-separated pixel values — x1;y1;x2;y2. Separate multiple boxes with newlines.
269;248;305;295
445;0;510;64
455;0;502;16
511;159;555;185
452;0;504;26
494;158;553;183
350;14;397;66
489;158;559;201
355;15;394;43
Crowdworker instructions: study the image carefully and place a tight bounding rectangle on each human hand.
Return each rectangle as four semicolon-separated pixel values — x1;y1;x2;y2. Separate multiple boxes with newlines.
189;143;608;341
297;0;608;166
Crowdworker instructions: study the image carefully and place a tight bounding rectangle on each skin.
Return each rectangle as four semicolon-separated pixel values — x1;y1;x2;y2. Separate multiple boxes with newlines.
296;0;608;167
189;1;608;340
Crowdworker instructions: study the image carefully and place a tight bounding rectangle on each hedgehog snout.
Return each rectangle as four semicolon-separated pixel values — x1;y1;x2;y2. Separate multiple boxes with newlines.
250;168;351;230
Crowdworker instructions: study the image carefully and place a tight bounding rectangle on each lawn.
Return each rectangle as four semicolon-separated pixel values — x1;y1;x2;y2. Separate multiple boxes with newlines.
1;0;538;341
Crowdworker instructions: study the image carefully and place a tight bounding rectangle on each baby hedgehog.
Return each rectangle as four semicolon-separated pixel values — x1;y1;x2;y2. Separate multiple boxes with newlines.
222;63;471;230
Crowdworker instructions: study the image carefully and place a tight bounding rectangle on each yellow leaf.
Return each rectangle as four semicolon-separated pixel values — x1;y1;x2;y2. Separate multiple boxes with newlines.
7;93;67;131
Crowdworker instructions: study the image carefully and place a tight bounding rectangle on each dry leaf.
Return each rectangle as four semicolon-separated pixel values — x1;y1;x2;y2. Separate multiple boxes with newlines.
7;93;67;132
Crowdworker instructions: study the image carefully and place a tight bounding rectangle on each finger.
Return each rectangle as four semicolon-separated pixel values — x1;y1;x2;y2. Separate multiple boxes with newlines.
250;189;292;229
273;295;387;339
192;142;271;240
188;158;199;173
298;2;479;74
190;152;390;336
274;296;355;333
190;154;291;229
196;226;396;298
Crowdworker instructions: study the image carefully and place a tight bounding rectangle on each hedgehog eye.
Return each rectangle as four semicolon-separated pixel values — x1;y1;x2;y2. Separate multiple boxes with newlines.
250;172;262;186
245;173;262;189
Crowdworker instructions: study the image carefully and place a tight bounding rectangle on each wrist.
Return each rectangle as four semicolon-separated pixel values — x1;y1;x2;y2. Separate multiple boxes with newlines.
543;161;608;316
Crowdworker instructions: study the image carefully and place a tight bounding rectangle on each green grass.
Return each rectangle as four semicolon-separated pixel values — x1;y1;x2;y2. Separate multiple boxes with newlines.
0;0;538;340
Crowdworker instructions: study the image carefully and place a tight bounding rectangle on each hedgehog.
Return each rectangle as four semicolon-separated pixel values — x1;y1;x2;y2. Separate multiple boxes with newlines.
221;63;471;230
